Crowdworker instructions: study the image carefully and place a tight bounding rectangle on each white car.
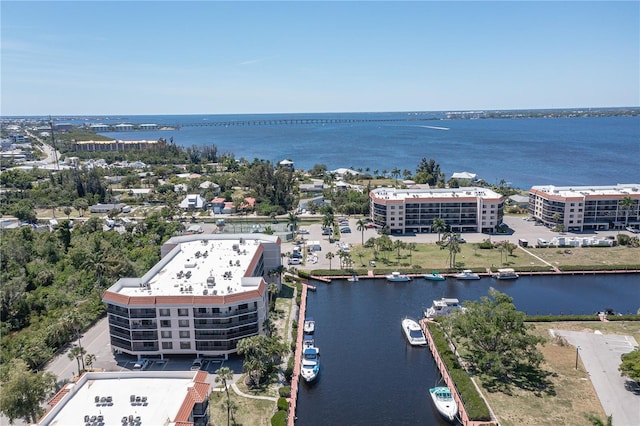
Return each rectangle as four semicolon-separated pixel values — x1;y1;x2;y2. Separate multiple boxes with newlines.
133;359;150;370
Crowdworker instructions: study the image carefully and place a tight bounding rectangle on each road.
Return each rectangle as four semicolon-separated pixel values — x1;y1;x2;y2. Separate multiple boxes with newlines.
553;330;640;426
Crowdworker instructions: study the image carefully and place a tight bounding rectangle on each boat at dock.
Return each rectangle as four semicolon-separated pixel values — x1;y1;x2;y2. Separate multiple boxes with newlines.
300;346;320;382
303;317;315;334
492;268;519;280
386;271;411;282
453;269;480;280
402;318;427;346
429;386;458;421
424;271;446;281
424;298;464;319
347;274;359;282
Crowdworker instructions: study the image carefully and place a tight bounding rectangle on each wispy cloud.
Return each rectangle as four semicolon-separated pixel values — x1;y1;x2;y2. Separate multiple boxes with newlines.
238;55;279;66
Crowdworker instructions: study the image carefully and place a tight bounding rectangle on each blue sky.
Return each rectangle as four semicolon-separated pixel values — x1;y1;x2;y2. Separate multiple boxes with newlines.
2;1;638;115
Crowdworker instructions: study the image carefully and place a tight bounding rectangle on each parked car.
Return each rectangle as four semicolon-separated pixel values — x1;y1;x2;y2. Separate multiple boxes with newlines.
340;227;351;233
297;229;309;234
626;226;639;233
133;359;150;370
191;358;203;371
366;223;376;228
322;228;332;235
288;258;302;265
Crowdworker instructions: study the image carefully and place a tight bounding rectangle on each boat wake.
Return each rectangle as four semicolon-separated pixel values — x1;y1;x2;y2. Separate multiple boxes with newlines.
419;125;450;131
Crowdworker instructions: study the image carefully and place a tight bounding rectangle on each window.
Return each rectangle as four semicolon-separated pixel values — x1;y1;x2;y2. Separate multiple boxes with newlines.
178;319;189;328
162;342;173;349
180;342;191;350
159;308;170;317
178;308;189;316
160;320;171;328
161;331;172;338
179;331;190;338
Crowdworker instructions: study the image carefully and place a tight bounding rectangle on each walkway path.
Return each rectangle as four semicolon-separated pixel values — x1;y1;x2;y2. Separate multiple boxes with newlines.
517;246;561;272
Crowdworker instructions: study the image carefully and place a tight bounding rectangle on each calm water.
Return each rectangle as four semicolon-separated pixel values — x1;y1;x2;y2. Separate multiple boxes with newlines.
90;112;639;189
295;274;640;425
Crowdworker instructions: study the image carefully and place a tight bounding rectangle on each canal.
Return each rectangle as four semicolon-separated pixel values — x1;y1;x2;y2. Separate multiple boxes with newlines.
294;274;640;425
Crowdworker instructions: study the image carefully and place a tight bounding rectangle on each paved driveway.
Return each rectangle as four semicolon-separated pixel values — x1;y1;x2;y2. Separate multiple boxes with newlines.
553;330;640;426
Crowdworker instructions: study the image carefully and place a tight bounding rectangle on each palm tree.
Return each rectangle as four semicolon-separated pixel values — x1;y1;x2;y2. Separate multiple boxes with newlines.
393;240;404;263
406;242;417;265
432;218;447;242
67;345;86;375
391;167;401;187
215;366;235;426
85;353;96;370
356;219;366;245
439;232;461;268
325;252;334;270
287;212;299;233
619;196;635;227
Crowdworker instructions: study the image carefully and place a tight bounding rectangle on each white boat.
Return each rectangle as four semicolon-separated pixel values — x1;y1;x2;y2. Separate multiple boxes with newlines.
300;346;320;382
347;274;359;282
492;268;519;280
429;386;458;421
303;334;318;352
453;269;480;280
386;271;411;282
424;298;464;319
424;271;446;281
402;318;426;345
303;318;315;334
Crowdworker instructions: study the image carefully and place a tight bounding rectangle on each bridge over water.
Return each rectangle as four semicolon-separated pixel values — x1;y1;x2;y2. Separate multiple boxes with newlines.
172;116;438;128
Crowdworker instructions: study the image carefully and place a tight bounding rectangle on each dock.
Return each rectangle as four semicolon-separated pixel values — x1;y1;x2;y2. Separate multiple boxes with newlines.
420;319;498;426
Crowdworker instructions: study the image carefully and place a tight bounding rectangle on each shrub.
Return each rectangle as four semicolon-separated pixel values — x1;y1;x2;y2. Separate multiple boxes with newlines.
277;396;289;411
270;409;287;426
279;385;291;397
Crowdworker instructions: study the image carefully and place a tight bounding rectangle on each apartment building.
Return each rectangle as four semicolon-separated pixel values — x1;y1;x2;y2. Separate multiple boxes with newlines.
370;187;504;234
35;370;210;426
103;233;281;359
528;184;640;231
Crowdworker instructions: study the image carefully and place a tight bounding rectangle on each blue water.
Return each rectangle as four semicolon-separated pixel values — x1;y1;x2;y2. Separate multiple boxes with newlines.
295;274;640;425
86;112;639;189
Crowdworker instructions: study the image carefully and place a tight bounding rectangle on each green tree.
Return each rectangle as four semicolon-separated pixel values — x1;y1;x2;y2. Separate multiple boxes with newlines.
432;217;447;242
619;348;640;382
356;219;366;245
0;358;56;424
67;344;87;375
215;366;235;426
414;158;444;187
287;212;299;233
438;232;461;268
444;289;544;387
393;240;404;263
325;252;334;270
85;353;96;370
619;196;636;227
586;414;613;426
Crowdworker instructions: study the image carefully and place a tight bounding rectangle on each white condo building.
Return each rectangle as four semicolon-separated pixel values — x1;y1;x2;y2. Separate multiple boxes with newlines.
103;234;281;359
528;184;640;231
370;187;504;234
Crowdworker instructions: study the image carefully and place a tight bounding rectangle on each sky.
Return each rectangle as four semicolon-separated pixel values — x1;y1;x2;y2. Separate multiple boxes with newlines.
1;1;639;116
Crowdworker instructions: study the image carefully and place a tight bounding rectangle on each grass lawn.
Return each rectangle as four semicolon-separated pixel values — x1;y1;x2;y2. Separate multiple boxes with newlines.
210;387;276;426
478;321;640;426
330;243;639;273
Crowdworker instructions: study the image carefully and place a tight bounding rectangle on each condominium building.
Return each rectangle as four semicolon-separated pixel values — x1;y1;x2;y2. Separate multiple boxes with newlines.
370;187;504;234
103;233;281;359
528;184;640;231
35;370;210;426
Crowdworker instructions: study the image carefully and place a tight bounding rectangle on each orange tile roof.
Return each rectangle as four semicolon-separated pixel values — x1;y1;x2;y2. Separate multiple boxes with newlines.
174;374;210;423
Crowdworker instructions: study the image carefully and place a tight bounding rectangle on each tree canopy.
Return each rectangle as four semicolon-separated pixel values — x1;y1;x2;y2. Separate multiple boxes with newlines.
0;358;56;424
443;289;545;388
619;349;640;383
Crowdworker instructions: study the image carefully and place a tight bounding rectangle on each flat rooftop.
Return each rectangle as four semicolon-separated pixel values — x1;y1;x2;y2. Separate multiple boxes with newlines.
117;238;261;297
531;183;640;198
37;371;207;426
371;186;501;201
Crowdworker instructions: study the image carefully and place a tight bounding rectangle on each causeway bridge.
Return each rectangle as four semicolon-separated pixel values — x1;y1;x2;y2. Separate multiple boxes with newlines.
172;116;439;128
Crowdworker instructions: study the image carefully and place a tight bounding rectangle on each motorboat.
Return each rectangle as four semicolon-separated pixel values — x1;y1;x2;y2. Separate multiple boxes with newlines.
303;334;318;352
300;346;320;382
424;298;464;319
347;274;359;282
453;269;480;280
402;318;427;346
424;271;446;281
429;386;458;421
386;272;411;282
303;317;315;334
492;268;519;280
